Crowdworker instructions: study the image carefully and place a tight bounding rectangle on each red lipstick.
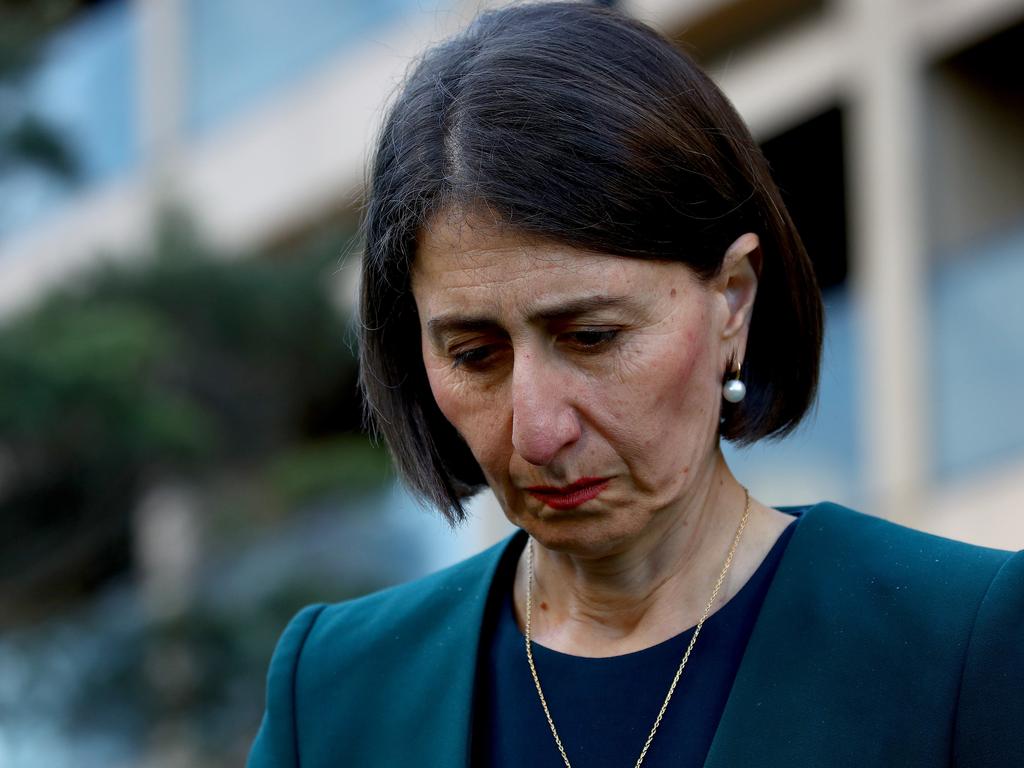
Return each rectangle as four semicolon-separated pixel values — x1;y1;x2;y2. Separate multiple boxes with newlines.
526;477;609;510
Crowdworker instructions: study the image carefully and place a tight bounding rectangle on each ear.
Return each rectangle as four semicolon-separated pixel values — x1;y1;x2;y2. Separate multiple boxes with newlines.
715;232;760;352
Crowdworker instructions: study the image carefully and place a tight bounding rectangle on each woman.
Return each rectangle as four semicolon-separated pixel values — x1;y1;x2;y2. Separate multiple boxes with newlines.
249;4;1023;766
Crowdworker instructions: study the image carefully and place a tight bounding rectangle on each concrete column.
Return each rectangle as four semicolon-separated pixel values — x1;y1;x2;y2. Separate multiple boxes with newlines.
134;0;186;198
133;480;203;768
843;0;929;524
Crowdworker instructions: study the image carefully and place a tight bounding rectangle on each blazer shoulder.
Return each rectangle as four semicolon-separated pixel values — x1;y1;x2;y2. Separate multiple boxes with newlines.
248;603;328;767
252;534;519;766
313;531;517;639
291;531;519;696
779;502;1016;680
800;501;1013;591
954;548;1024;767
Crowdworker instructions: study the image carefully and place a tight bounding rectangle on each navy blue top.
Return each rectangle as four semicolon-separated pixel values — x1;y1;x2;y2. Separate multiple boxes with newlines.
471;511;801;767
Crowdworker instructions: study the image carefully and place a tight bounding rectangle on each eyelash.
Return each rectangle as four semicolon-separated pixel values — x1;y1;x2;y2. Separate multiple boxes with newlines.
450;329;620;369
451;346;496;369
567;329;619;349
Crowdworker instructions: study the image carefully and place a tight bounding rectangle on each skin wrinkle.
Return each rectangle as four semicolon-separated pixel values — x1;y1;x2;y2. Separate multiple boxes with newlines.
411;212;793;658
539;462;720;640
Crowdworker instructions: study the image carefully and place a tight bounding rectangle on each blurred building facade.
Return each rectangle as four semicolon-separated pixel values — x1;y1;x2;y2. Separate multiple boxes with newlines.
2;0;1023;554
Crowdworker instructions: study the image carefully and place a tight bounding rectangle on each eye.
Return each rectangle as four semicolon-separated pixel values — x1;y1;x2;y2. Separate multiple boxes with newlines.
451;345;497;370
563;329;619;350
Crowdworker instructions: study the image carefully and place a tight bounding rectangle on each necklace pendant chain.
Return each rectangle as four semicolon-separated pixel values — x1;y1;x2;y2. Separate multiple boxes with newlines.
524;487;753;768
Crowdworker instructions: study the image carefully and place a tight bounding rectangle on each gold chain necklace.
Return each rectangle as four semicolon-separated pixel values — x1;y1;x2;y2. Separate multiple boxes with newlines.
524;487;752;768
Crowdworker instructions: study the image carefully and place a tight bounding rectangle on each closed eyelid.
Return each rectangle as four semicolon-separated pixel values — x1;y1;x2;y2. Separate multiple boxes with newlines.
561;328;621;349
446;327;620;372
432;326;507;353
426;294;643;345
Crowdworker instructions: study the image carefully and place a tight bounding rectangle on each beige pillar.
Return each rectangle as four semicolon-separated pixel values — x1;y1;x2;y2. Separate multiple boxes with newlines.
135;0;186;204
844;0;929;524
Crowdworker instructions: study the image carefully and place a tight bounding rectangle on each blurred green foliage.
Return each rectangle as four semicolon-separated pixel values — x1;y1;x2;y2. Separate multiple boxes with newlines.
267;436;392;507
0;206;401;766
0;6;400;766
0;208;387;621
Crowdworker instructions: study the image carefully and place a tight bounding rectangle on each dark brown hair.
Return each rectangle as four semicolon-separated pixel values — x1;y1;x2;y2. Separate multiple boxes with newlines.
359;2;823;523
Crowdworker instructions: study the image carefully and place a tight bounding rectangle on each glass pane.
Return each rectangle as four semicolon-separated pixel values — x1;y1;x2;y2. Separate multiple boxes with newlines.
186;0;448;135
0;1;138;237
930;224;1024;478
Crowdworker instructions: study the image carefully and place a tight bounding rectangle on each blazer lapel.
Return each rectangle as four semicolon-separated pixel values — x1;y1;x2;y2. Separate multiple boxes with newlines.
701;502;963;767
404;531;521;768
310;531;519;768
702;503;837;767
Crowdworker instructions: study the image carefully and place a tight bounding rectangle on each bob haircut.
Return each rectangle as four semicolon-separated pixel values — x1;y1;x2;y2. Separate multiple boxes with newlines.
359;2;823;524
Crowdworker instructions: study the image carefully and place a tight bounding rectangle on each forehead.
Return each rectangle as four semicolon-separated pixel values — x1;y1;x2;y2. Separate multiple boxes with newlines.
411;212;679;302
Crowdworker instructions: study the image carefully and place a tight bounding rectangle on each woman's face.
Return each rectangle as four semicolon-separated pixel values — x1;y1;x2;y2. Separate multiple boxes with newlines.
412;214;757;556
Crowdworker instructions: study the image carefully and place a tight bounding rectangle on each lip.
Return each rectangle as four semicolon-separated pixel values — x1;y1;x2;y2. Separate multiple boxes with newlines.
525;477;609;510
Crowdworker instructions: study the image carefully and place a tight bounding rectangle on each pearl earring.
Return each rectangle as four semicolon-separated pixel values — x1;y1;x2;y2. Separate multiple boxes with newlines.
722;359;746;403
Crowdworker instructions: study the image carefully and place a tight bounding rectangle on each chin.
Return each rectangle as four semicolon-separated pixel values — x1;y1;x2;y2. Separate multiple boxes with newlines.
512;502;647;559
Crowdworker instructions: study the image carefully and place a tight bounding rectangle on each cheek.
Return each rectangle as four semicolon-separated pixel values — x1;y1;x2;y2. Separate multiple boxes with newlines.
423;361;459;426
649;330;708;417
421;336;466;426
422;356;510;466
623;326;719;466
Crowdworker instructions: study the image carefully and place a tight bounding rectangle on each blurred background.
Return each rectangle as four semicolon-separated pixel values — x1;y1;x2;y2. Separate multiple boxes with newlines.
0;0;1021;765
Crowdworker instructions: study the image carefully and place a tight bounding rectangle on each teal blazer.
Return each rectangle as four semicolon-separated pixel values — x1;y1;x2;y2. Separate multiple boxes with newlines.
248;503;1024;766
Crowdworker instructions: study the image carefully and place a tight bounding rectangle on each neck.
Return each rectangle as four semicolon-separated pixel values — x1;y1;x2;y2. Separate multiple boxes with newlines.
516;454;774;657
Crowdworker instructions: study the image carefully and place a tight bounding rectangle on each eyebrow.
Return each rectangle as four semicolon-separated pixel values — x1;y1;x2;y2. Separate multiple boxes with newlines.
426;295;639;343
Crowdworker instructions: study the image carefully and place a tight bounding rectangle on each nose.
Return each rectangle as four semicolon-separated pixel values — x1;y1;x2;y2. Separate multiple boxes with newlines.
510;351;581;466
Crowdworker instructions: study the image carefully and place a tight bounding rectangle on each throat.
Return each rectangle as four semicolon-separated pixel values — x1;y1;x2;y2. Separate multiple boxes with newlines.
516;485;774;658
521;528;730;658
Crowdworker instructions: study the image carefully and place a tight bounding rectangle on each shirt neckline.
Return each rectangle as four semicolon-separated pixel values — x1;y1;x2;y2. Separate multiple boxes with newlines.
502;509;801;662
